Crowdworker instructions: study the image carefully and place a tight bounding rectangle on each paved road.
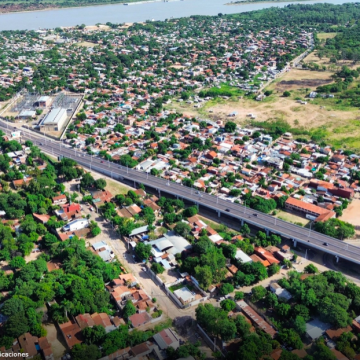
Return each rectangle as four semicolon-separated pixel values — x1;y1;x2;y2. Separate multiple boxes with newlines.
3;121;360;266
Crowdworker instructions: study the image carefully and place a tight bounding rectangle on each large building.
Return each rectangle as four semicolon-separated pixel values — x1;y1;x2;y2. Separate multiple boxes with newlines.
41;107;67;131
37;95;52;107
285;197;336;222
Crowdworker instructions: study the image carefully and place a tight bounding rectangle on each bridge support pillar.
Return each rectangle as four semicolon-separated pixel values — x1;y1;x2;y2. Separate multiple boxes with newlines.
293;240;297;247
241;219;244;226
158;188;161;196
134;181;136;187
265;228;269;236
217;211;221;218
336;256;339;263
196;203;199;209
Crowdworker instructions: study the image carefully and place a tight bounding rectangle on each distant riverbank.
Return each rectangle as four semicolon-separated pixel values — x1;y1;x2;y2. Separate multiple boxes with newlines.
0;0;181;15
226;0;312;5
0;0;356;31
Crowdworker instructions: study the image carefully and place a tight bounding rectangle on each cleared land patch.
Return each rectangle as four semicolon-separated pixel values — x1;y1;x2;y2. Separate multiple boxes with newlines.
316;32;337;40
269;69;334;91
75;41;97;47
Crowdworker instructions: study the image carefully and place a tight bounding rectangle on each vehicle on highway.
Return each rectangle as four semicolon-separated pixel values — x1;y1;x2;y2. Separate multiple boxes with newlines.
101;160;104;163
225;208;230;212
39;143;43;145
253;213;258;217
323;242;329;246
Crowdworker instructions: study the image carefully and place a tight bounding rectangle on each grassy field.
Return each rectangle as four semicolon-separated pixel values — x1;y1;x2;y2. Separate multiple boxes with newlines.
316;32;337;40
171;56;360;150
103;178;131;195
275;210;309;226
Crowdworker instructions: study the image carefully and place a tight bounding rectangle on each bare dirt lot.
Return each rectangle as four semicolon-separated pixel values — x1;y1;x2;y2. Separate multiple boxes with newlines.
340;198;360;238
271;69;334;91
75;41;97;47
172;93;358;131
43;321;67;360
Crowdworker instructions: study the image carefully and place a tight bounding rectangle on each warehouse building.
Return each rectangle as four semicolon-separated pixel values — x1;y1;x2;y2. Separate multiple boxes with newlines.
41;108;67;131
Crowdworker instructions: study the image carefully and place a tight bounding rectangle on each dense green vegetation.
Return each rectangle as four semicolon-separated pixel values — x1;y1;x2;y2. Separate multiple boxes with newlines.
314;218;355;240
319;24;360;64
197;269;360;360
0;237;122;348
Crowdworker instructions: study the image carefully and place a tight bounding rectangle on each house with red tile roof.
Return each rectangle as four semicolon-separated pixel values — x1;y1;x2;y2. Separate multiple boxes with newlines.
59;320;83;349
254;247;280;265
128;312;152;328
285;197;336;222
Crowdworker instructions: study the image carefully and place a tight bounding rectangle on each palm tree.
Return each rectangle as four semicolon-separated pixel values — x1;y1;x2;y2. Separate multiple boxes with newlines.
61;300;74;318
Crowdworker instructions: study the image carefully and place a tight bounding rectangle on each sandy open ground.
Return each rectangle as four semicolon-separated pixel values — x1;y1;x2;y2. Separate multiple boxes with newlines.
340;198;360;227
171;91;359;130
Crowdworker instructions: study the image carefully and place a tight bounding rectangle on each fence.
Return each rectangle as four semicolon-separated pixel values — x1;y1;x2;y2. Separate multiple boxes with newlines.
146;265;185;309
197;324;224;357
246;299;278;331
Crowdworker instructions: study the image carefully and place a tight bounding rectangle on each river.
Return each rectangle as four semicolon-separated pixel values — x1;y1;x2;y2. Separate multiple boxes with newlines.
0;0;357;31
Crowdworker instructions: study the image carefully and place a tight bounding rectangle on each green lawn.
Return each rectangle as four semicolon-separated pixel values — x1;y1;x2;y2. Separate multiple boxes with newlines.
169;283;186;293
199;83;244;98
168;284;194;293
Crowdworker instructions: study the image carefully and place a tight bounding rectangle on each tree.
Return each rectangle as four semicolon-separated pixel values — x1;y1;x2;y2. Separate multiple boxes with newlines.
196;303;236;341
313;339;336;360
220;283;234;296
80;173;95;189
276;303;291;318
304;264;318;274
278;329;303;349
151;263;165;274
89;221;101;237
220;299;236;312
234;315;251;338
123;300;136;320
43;233;59;247
240;223;251;236
2;297;24;316
293;316;306;335
194;265;213;289
194;237;214;255
143;207;155;225
220;243;237;259
279;351;302;360
183;206;198;218
264;292;278;308
174;222;191;237
5;311;29;338
94;179;107;190
9;256;26;269
314;218;355;240
268;263;281;276
71;344;101;360
82;325;106;345
135;242;152;261
234;291;244;301
251;285;267;302
224;121;236;133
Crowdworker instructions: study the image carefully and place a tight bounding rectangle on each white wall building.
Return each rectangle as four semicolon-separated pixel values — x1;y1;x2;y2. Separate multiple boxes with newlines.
63;219;89;232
